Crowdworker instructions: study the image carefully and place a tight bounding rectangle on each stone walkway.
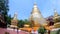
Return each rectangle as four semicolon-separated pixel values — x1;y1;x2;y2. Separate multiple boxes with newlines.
0;28;29;34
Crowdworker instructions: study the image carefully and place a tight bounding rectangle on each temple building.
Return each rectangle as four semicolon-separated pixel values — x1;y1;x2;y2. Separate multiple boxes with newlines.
53;10;60;28
45;9;60;30
10;12;18;28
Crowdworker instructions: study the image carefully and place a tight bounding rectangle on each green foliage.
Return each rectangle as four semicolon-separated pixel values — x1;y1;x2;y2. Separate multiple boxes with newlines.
0;0;9;15
0;0;9;28
18;20;25;28
0;0;9;23
7;15;11;25
17;19;32;28
38;26;46;34
24;19;32;25
56;29;60;34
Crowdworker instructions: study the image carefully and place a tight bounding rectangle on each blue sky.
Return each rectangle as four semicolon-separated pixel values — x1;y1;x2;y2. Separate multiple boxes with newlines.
8;0;60;20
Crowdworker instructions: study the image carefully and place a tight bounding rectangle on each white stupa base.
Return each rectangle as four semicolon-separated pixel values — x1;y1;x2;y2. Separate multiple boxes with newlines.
10;25;17;28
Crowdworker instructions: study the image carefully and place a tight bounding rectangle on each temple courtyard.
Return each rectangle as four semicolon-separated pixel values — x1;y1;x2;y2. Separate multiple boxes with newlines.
0;0;60;34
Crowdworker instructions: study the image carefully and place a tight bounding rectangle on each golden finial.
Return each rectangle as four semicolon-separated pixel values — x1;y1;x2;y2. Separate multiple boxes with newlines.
54;9;58;17
34;2;37;8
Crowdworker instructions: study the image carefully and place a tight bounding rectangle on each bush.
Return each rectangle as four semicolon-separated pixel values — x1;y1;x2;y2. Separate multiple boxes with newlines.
38;26;46;34
56;29;60;34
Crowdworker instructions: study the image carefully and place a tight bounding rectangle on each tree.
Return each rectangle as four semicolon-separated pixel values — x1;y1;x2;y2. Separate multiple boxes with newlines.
0;0;9;28
24;19;32;26
38;26;46;34
56;29;60;34
18;20;25;28
17;19;32;28
0;0;9;22
7;15;11;25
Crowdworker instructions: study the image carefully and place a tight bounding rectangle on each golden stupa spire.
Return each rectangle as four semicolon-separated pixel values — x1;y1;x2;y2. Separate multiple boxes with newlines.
31;2;40;14
13;11;17;20
54;9;58;17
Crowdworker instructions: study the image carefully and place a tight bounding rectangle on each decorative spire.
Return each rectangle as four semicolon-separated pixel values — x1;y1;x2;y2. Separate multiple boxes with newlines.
54;9;58;17
34;2;37;8
31;2;40;14
11;11;18;28
13;11;17;20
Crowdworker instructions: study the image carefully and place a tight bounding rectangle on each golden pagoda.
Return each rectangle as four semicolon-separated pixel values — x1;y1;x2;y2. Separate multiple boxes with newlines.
53;9;60;23
20;2;47;32
10;12;18;28
29;2;47;27
53;9;59;19
53;9;60;28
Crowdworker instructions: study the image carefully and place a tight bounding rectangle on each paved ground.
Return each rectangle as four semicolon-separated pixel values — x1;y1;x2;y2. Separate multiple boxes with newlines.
0;28;59;34
0;28;29;34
